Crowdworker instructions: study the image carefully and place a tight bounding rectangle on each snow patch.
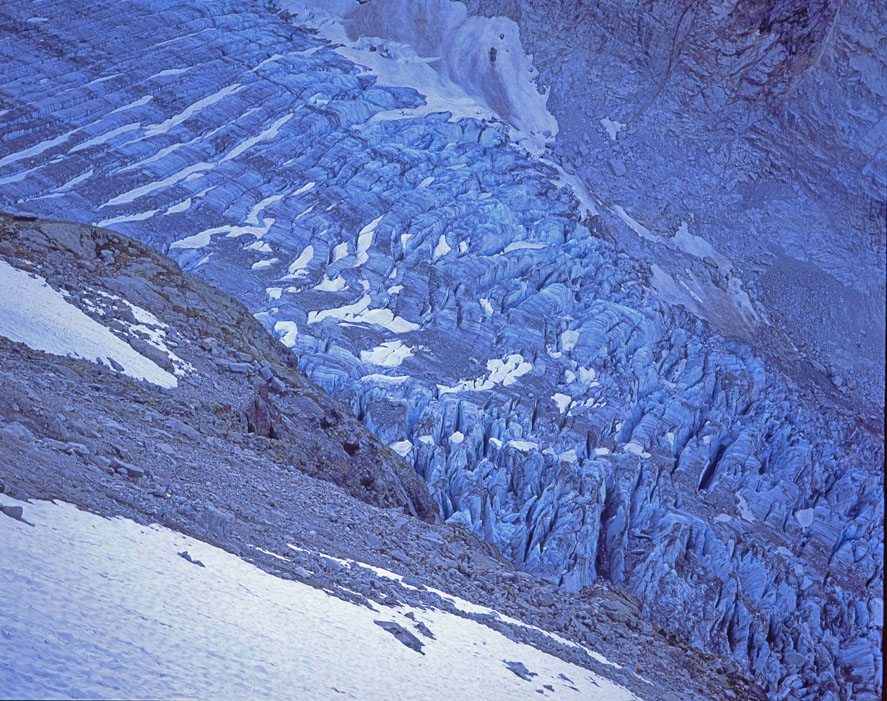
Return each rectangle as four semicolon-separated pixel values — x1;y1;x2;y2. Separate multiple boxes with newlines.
274;321;299;347
600;117;625;141
0;262;176;387
360;340;414;367
307;294;419;333
0;499;637;700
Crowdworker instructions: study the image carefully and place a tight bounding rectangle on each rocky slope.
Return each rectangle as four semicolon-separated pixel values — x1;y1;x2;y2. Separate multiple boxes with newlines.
0;212;760;699
0;1;883;698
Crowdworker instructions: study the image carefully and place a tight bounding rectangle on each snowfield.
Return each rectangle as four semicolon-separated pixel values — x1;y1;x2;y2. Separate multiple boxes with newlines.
0;498;638;700
0;260;177;388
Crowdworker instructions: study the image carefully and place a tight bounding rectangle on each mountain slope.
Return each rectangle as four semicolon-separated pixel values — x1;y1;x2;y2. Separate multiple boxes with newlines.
0;212;760;699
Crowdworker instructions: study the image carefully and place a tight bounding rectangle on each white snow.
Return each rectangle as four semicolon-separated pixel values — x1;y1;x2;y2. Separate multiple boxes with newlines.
736;493;755;523
438;377;495;395
96;209;160;227
279;0;557;152
274;320;299;347
360;340;414;367
355;214;384;267
450;431;465;444
508;440;538;452
438;353;532;394
624;442;651;458
390;439;413;457
795;508;814;529
612;205;655;242
360;373;409;384
0;261;176;387
166;197;193;214
480;297;494;316
433;234;451;259
332;241;349;262
54;168;94;193
551;393;571;413
266;287;283;300
70;122;141;153
487;354;532;386
251;258;279;270
150;67;190;79
0;498;637;700
502;241;547;254
0;129;76;170
600;117;625;141
143;83;244;138
246;240;274;254
671;221;731;270
294;203;316;220
314;275;347;292
220;113;293;162
287;541;634;678
560;329;579;352
308;295;419;333
283;245;314;278
106;160;214;208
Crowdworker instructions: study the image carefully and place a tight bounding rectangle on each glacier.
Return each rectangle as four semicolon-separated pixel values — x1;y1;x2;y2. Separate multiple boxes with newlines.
0;0;882;698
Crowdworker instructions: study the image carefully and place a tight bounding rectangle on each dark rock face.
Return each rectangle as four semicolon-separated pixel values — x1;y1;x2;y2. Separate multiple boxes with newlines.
242;389;278;439
0;1;882;698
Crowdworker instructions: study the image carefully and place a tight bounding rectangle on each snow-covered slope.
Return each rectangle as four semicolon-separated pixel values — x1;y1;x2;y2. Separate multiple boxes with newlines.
0;1;882;698
0;498;635;700
0;259;178;387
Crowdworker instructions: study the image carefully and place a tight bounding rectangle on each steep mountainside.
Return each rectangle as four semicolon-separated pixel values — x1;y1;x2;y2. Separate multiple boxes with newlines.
0;1;883;698
473;0;886;396
0;212;759;699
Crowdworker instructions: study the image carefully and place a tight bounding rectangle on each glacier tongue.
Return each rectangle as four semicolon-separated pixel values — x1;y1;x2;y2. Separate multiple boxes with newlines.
0;0;881;698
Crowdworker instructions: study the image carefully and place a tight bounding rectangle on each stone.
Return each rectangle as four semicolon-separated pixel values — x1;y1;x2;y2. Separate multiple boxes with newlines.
110;457;145;479
166;418;200;442
1;422;34;443
505;660;537;680
609;159;626;176
0;504;24;521
241;391;276;439
374;620;424;654
196;503;234;540
65;442;90;457
177;550;205;567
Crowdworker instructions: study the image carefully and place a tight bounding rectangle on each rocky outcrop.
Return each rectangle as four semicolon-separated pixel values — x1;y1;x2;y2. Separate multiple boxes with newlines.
0;211;436;522
0;1;882;697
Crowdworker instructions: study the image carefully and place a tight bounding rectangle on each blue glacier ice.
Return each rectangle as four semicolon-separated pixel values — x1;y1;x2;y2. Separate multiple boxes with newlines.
0;0;882;697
